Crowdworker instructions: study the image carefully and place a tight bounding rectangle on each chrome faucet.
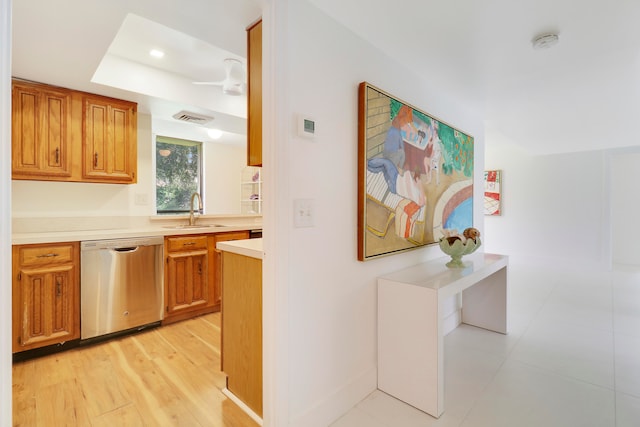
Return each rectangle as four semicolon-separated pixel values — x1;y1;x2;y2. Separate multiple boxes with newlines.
189;192;202;226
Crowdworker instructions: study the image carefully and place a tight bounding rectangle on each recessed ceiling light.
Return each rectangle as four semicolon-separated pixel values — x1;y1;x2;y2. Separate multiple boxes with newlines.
149;49;165;58
207;128;223;139
532;33;559;50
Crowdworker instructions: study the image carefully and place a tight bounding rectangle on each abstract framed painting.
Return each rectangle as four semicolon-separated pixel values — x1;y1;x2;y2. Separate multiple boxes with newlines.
357;82;475;261
484;170;502;215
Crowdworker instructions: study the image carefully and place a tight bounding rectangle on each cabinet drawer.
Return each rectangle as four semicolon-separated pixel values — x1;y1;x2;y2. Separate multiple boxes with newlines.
214;231;250;243
166;236;209;252
18;244;75;266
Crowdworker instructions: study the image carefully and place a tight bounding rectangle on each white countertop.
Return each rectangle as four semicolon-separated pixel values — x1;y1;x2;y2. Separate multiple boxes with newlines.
216;238;263;259
12;215;262;245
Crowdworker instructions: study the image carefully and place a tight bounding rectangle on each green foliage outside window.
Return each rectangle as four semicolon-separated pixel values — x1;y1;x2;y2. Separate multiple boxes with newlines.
156;137;202;213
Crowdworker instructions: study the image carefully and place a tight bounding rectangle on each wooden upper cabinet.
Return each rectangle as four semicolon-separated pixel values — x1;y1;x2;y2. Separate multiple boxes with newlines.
11;78;137;184
11;80;74;179
83;95;137;183
247;19;262;167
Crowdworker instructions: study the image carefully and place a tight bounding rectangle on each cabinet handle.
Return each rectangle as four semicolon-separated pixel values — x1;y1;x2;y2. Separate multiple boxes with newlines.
55;147;59;164
198;262;202;275
56;279;62;297
94;152;98;167
183;242;196;246
37;253;59;258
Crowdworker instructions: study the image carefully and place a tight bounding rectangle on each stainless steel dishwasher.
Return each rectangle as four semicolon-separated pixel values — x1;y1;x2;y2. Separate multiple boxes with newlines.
80;236;164;340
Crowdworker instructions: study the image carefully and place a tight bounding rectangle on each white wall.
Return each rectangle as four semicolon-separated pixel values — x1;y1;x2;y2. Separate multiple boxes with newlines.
0;0;13;426
1;0;12;425
202;142;246;214
278;2;485;425
11;112;248;220
12;113;156;218
610;150;640;266
484;141;609;268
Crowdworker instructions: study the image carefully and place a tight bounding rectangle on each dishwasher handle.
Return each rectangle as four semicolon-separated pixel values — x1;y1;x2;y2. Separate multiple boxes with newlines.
112;246;139;253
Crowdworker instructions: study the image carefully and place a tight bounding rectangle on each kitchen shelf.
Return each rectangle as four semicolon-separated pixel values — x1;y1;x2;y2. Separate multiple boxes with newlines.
241;167;262;214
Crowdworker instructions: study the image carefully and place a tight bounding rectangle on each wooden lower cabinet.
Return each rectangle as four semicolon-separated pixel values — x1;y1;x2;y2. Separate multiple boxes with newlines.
221;250;263;417
163;231;249;324
11;232;257;354
12;242;80;353
163;235;212;324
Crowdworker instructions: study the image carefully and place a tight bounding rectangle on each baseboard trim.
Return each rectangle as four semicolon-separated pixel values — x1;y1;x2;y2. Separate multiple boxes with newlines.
222;388;263;426
291;365;377;427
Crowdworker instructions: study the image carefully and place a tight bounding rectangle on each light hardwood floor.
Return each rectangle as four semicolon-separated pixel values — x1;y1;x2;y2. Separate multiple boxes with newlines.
12;312;259;427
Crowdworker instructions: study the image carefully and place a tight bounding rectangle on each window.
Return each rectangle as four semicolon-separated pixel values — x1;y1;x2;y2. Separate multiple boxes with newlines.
156;136;203;214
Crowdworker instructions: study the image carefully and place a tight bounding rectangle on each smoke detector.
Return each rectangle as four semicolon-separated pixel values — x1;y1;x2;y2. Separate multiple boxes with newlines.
532;33;559;50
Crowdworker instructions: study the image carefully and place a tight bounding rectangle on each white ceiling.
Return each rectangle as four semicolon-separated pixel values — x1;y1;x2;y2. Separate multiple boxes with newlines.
12;0;640;155
11;0;261;145
309;0;640;155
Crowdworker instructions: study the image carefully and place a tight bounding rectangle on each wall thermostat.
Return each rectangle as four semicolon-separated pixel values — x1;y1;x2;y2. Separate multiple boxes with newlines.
297;114;317;140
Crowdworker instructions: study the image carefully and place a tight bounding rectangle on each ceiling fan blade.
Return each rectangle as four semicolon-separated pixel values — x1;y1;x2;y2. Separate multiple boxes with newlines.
192;80;225;86
192;58;245;94
222;81;245;96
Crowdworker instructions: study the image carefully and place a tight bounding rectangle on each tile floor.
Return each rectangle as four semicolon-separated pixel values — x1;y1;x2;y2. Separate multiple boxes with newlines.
331;259;640;427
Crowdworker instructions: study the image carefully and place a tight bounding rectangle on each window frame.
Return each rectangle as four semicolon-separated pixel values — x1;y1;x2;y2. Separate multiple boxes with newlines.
155;136;204;215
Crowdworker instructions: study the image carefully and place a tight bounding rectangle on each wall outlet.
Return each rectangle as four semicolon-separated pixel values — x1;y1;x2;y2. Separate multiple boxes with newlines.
293;198;314;227
134;193;149;206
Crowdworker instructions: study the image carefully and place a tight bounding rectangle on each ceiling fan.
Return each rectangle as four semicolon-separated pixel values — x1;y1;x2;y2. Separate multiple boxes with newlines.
193;58;246;96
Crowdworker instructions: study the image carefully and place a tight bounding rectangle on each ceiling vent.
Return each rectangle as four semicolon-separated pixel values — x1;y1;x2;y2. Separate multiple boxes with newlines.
172;110;215;125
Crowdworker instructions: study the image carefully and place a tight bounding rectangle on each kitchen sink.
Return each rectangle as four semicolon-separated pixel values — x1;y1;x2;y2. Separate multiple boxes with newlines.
162;224;226;229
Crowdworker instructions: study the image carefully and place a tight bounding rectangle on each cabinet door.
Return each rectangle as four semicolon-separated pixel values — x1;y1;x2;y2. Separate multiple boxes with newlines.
83;96;137;183
13;264;78;352
12;81;73;178
166;250;210;316
247;19;262;166
213;231;250;309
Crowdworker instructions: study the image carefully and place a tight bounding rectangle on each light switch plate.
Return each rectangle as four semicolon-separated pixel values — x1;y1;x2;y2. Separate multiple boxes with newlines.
134;193;149;205
293;198;314;227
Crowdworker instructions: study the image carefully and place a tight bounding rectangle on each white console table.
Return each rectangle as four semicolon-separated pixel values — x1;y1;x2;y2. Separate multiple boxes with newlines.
377;252;508;418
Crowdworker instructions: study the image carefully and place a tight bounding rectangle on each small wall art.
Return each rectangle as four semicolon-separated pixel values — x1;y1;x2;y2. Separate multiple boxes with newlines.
357;82;475;261
484;170;502;215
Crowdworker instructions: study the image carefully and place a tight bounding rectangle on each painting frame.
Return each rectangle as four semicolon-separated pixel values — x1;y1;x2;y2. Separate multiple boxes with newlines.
357;82;475;261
